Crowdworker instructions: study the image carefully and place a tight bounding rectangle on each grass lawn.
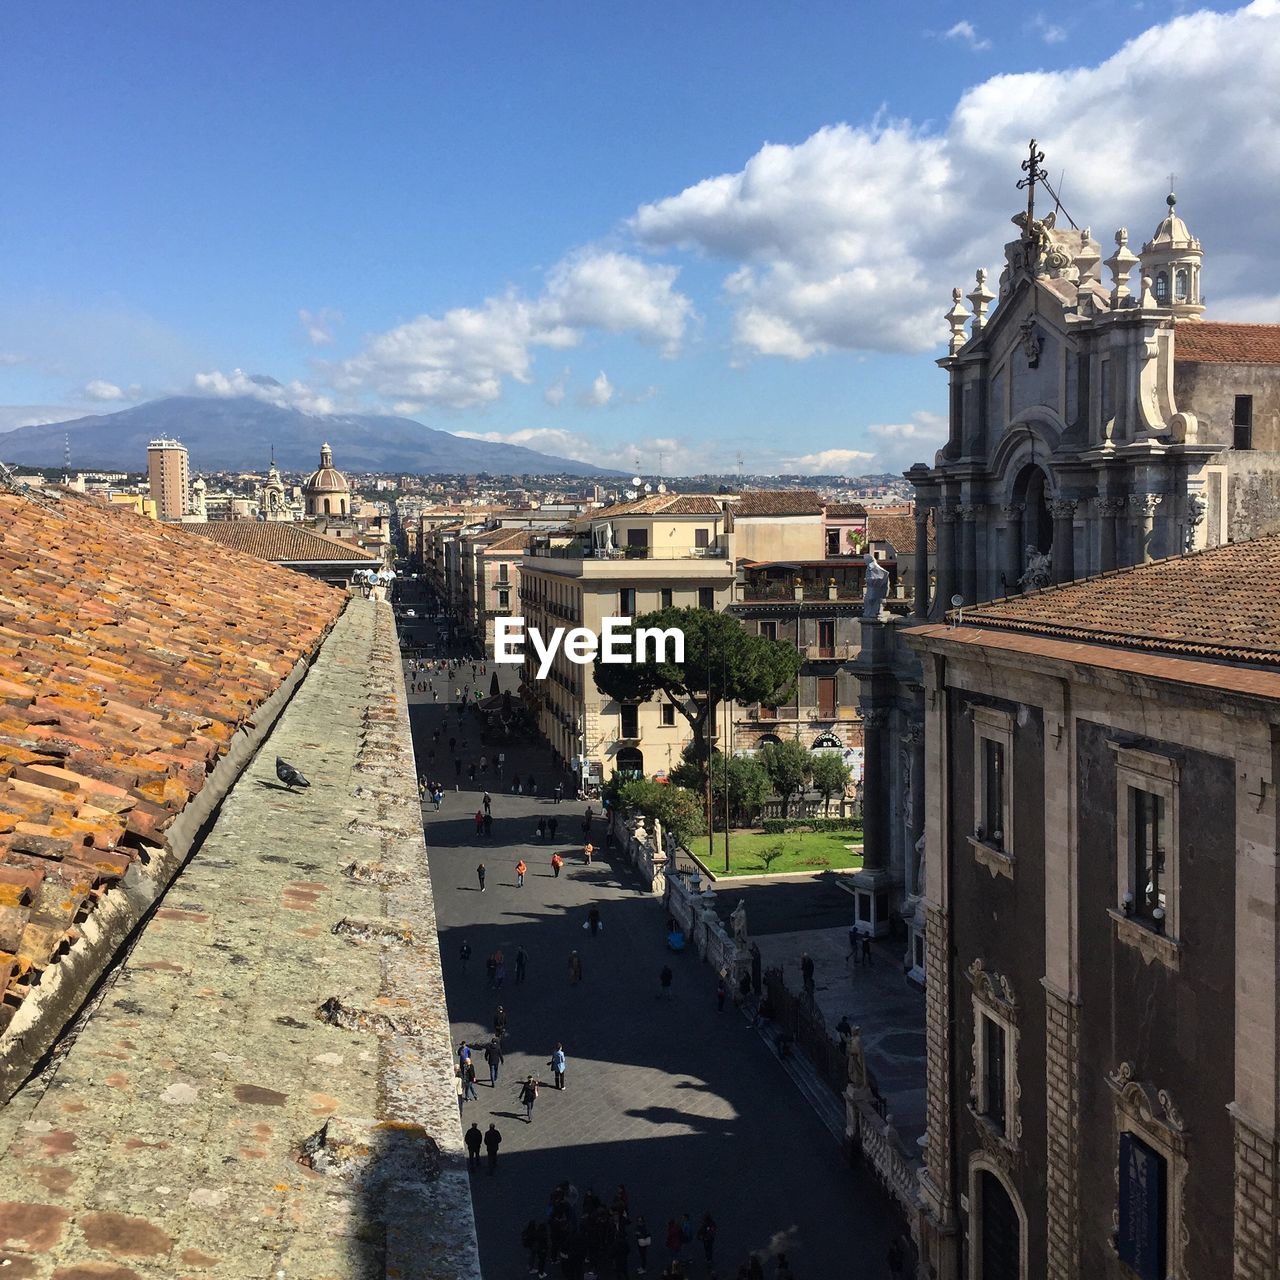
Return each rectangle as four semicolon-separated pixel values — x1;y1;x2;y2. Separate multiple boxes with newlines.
694;827;864;877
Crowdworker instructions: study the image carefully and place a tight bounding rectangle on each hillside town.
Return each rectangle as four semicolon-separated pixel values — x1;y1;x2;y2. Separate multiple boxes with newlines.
1;146;1277;1280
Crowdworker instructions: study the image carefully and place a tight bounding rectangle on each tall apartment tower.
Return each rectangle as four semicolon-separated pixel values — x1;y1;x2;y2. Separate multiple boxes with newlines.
147;437;190;520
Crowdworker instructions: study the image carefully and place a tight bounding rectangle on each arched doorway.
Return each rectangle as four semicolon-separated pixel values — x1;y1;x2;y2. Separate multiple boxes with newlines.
1012;463;1052;555
976;1168;1023;1280
615;747;643;779
756;733;782;748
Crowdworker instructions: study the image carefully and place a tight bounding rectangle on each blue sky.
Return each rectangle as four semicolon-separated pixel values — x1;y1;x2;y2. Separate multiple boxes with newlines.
1;1;1276;473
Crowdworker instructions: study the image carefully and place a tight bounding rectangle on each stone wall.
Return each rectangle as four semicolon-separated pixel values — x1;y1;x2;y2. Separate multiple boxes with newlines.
1233;1109;1279;1280
1043;985;1081;1280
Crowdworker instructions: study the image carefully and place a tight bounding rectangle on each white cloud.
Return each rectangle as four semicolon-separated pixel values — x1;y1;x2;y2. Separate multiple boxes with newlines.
193;368;335;415
299;308;342;346
84;379;127;401
0;405;81;433
0;352;29;367
1030;15;1068;44
580;370;615;408
781;448;876;475
867;410;949;470
544;371;568;407
943;20;992;52
454;426;717;475
632;1;1280;361
333;251;693;410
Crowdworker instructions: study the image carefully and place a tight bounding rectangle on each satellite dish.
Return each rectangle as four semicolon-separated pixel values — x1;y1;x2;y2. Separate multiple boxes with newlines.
950;594;964;608
631;476;642;486
643;482;652;492
657;482;667;493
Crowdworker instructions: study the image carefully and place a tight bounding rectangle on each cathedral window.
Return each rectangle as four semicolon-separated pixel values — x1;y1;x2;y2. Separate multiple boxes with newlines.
1153;272;1169;304
1174;269;1188;302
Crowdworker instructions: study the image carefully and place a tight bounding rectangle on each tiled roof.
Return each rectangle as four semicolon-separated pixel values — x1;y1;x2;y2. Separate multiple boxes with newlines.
0;489;343;1028
588;494;723;518
184;520;380;563
958;532;1280;666
867;511;936;554
1174;322;1280;365
823;502;868;518
481;528;537;553
734;490;824;516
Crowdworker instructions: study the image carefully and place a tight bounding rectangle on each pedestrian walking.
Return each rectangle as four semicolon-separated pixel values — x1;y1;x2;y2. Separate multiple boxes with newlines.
483;1122;501;1173
485;1035;503;1086
483;790;492;815
583;842;594;865
587;905;601;936
515;945;528;984
432;787;442;812
665;1218;683;1263
493;1005;508;1038
474;810;484;837
468;762;477;783
659;964;673;998
515;858;527;887
485;951;497;986
494;950;507;987
458;939;471;974
635;1218;651;1275
528;773;537;795
551;852;564;878
716;976;727;1012
550;1042;566;1090
582;808;593;837
519;1074;539;1122
554;782;563;804
457;1039;471;1070
548;816;559;841
801;951;815;993
464;1121;482;1171
537;817;547;842
861;935;873;966
463;1058;478;1101
568;950;583;984
696;1213;716;1265
483;811;493;837
476;861;486;890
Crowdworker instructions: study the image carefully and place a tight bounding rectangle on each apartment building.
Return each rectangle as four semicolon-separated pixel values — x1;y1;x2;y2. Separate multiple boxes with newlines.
518;494;735;785
146;437;189;521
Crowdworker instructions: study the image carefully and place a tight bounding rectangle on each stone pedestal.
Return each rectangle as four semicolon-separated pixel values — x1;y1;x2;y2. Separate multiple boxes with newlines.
851;865;895;938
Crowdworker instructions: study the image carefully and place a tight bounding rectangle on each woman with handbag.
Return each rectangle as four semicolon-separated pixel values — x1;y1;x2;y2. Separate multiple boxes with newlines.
518;1074;539;1123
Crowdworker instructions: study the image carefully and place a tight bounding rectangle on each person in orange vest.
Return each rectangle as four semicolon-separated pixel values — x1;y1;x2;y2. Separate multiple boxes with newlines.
583;842;594;865
551;852;564;878
515;858;527;888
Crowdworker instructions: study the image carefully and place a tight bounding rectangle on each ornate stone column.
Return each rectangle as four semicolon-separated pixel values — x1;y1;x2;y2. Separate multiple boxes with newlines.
1001;502;1024;595
851;706;894;938
1129;492;1162;565
1096;496;1126;572
957;503;979;605
912;503;932;618
1050;498;1077;584
934;504;957;617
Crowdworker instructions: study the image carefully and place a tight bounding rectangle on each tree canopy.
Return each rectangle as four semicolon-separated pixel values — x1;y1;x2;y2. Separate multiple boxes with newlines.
759;738;813;818
810;752;853;815
592;607;801;764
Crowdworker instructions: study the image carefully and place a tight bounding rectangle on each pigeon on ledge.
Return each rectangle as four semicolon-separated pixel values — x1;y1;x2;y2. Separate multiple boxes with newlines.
276;757;310;790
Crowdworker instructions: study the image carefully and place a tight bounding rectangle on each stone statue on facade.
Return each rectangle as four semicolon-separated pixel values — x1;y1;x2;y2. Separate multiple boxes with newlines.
912;831;926;897
1019;545;1052;592
730;899;748;945
862;551;890;619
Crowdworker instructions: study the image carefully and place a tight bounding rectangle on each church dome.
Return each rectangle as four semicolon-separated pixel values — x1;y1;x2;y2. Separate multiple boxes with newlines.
302;443;350;517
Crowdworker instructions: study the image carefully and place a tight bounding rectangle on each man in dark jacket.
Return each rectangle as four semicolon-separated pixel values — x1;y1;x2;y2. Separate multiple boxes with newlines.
483;1122;502;1173
485;1035;504;1086
464;1121;483;1171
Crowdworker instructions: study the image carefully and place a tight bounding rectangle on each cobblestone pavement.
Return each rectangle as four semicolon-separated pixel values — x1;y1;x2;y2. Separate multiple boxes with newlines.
405;627;907;1279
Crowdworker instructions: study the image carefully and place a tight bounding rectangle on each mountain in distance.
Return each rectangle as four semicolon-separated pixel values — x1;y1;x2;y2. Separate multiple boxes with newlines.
0;394;622;477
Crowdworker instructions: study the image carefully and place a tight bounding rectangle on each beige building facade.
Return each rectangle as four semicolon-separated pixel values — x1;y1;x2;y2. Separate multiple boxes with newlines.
518;495;735;783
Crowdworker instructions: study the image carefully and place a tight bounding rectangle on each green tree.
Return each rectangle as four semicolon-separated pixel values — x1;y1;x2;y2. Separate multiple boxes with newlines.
593;608;800;765
615;778;706;848
724;753;771;826
759;739;813;818
594;607;801;828
810;752;853;816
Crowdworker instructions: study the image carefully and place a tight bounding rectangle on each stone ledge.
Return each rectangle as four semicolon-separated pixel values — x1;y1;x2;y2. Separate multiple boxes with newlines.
1107;908;1182;971
968;835;1014;880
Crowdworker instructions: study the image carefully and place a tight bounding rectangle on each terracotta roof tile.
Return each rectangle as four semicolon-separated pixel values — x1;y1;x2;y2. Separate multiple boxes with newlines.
866;511;936;554
1174;322;1280;365
823;502;868;517
958;532;1280;666
734;490;824;517
183;521;380;564
0;488;344;1018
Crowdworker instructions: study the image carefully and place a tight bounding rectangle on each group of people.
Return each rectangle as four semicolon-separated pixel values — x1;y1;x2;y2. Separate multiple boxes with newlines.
518;1184;780;1280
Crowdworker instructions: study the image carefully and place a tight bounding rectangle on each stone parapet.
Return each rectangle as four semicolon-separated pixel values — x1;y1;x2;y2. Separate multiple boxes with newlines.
1043;984;1081;1280
1233;1107;1279;1280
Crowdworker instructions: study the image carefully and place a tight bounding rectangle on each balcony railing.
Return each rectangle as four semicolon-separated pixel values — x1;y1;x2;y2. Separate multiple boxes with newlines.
530;541;729;561
740;583;866;602
803;643;857;661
